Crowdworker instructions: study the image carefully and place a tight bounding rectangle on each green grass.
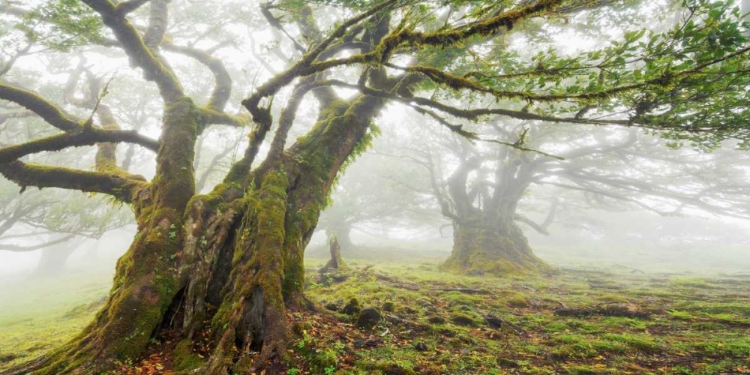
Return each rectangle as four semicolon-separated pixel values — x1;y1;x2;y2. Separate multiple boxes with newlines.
2;254;750;374
0;271;111;370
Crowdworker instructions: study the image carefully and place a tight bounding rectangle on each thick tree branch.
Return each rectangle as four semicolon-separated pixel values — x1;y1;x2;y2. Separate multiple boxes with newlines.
515;214;549;235
81;0;184;101
0;234;76;252
116;0;151;16
0;161;148;203
199;108;250;128
0;128;158;163
162;42;232;110
0;82;81;132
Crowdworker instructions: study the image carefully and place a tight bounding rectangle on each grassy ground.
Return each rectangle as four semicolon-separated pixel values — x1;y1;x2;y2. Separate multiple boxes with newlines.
1;252;749;374
0;270;111;370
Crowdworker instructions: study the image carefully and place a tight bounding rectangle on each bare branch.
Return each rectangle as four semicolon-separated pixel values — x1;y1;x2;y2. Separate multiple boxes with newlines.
162;42;232;110
0;234;76;252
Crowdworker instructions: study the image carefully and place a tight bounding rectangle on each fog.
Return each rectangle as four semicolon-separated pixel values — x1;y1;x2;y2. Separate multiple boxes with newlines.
1;0;750;373
5;112;749;276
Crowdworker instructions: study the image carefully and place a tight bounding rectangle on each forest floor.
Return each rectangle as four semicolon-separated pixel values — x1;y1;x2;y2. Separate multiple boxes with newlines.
0;249;749;374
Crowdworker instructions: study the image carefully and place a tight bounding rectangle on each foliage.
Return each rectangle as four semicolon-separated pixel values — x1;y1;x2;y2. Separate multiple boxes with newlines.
18;0;103;52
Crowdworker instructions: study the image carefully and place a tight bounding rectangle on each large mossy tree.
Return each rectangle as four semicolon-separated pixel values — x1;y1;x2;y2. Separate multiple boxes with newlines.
1;0;749;373
401;117;750;276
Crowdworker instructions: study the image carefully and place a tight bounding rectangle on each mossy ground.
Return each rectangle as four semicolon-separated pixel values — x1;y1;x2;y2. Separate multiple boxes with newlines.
0;271;111;371
1;250;749;374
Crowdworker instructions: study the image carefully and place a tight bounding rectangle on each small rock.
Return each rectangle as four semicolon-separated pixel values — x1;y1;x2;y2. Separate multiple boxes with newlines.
354;338;383;348
460;348;470;355
450;313;477;327
413;342;428;352
342;298;361;315
325;303;339;311
498;358;520;368
356;308;382;330
484;314;504;329
382;301;395;312
427;316;446;324
439;329;455;337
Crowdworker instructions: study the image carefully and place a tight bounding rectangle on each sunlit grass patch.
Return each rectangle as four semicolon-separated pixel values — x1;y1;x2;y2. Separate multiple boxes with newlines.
0;272;111;371
602;333;661;353
3;257;750;374
563;364;619;375
667;310;695;320
670;276;714;288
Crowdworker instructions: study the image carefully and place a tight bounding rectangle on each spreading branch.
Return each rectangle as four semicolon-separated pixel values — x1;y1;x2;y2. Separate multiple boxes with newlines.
0;161;148;203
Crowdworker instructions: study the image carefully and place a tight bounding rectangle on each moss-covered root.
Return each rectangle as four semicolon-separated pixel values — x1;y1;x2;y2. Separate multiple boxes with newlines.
2;219;182;375
198;170;296;374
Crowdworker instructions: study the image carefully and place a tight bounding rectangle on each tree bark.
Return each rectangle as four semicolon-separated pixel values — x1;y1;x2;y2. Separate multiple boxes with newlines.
442;213;549;276
4;95;384;375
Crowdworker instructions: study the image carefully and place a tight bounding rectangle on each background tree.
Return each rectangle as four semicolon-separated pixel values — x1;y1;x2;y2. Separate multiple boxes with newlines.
0;0;748;373
395;115;750;275
0;65;136;273
317;146;442;252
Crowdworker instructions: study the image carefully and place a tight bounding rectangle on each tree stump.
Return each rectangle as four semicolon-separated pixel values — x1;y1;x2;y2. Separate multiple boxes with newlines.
320;233;347;273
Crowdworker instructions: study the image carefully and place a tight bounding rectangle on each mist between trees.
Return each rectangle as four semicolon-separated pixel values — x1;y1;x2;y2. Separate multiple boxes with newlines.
1;0;749;374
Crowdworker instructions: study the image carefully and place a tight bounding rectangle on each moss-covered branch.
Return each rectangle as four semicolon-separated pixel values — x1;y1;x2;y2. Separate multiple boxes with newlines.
0;160;148;203
299;78;632;126
267;80;321;163
0;82;81;132
161;41;232;110
81;0;184;101
0;127;158;163
115;0;151;15
374;0;563;63
198;108;250;129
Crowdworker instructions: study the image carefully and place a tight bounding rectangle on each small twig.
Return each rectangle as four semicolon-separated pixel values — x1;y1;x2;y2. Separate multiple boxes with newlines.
83;72;117;130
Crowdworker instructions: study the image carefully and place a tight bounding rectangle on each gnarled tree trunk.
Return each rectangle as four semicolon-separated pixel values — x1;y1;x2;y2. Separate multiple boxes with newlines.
5;94;384;375
442;213;548;276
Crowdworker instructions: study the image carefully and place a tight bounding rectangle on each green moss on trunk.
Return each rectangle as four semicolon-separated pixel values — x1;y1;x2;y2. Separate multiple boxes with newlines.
442;215;549;276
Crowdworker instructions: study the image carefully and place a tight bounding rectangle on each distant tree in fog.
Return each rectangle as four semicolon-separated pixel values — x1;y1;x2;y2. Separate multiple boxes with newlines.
394;117;750;274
